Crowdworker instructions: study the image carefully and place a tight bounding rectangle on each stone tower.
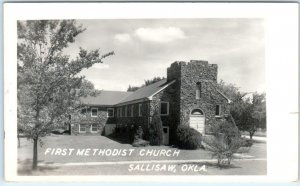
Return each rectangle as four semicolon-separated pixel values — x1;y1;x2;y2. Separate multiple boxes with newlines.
166;60;229;138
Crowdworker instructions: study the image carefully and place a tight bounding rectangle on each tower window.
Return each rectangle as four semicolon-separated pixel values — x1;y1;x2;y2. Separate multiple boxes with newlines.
196;82;201;100
216;105;221;116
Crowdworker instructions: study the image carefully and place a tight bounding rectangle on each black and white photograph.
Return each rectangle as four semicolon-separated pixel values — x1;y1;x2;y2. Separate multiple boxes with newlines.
3;2;298;182
16;18;267;176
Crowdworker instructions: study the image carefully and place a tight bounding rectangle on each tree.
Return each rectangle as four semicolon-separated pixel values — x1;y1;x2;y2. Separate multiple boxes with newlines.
203;117;245;167
126;77;165;92
144;77;165;86
149;112;163;146
127;85;140;92
217;80;266;139
238;93;266;139
17;20;114;170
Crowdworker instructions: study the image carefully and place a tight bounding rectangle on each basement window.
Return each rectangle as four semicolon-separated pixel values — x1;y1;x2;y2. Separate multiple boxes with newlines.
91;124;98;132
79;124;86;133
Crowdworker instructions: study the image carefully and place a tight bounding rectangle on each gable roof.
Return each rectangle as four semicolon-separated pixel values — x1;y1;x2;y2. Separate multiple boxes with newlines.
117;79;176;105
80;91;132;106
216;89;232;103
80;79;230;106
207;81;231;103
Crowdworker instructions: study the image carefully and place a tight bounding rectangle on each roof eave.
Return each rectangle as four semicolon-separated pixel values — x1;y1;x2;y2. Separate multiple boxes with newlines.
115;97;150;106
81;103;116;107
148;80;176;100
216;89;232;103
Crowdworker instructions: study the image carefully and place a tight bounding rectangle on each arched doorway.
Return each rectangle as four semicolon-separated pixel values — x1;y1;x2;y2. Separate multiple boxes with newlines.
190;109;205;134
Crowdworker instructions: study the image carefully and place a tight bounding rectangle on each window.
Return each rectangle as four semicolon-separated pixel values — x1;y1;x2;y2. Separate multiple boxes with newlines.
81;107;87;115
107;108;114;117
216;105;221;116
79;124;86;133
125;106;127;117
117;108;119;117
91;108;98;117
91;124;98;132
120;107;122;117
191;109;204;115
196;82;201;100
131;105;134;117
139;104;142;117
160;102;169;115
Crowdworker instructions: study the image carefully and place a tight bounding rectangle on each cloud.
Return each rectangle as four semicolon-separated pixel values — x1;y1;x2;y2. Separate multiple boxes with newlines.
135;27;186;43
114;33;131;42
92;63;110;70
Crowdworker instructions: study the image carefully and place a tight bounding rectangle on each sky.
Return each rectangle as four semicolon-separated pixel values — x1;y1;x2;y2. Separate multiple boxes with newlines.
63;19;265;93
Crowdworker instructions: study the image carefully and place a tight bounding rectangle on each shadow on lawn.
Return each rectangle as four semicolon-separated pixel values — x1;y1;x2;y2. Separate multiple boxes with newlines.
18;158;60;176
105;134;130;144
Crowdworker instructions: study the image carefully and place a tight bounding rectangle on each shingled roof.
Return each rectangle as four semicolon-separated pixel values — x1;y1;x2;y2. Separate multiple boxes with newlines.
80;91;132;106
80;79;176;106
117;79;175;105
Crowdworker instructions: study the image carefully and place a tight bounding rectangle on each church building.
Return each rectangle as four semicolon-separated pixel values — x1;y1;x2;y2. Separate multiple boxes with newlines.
70;60;231;145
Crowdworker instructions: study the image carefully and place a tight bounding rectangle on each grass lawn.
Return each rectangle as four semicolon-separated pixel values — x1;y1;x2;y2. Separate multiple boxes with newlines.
18;134;266;176
241;130;267;137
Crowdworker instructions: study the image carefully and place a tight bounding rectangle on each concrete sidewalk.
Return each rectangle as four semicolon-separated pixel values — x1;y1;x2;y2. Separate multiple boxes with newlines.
242;135;267;143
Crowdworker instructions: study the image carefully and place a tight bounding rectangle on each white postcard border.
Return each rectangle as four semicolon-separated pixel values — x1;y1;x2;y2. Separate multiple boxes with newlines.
4;2;298;182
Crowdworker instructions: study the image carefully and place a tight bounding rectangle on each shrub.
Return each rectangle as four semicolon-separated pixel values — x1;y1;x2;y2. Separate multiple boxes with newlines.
132;139;150;147
203;118;246;167
132;126;150;147
241;138;253;147
175;125;202;149
149;112;163;146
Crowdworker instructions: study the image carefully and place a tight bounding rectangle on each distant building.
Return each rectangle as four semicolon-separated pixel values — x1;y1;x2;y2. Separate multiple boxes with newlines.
70;60;231;145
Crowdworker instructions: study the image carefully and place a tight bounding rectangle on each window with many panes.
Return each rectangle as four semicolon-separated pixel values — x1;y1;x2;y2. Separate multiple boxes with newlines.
107;108;114;117
138;104;142;117
160;102;169;115
125;106;127;117
91;124;98;132
91;108;98;117
131;105;134;117
79;124;86;133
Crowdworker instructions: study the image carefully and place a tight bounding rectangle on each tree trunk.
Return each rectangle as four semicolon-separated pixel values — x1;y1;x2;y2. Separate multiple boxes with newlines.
18;133;20;148
33;106;40;170
32;137;38;170
249;131;254;140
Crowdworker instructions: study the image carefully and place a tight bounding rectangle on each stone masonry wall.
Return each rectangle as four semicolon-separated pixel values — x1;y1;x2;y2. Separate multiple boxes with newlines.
71;106;116;135
166;60;230;138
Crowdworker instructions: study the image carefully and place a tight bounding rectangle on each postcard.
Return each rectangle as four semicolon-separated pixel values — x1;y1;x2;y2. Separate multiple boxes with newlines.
3;2;298;183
